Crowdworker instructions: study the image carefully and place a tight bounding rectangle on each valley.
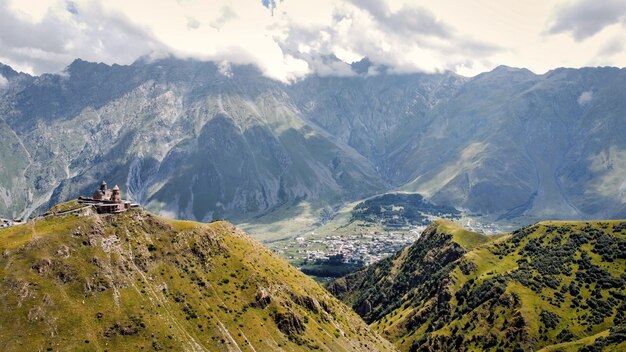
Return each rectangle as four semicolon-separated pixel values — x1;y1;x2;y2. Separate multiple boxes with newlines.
2;2;626;351
268;192;507;280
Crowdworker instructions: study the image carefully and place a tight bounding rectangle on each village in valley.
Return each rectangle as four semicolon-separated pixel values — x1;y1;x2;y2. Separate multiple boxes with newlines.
268;193;508;279
278;224;424;266
270;215;506;280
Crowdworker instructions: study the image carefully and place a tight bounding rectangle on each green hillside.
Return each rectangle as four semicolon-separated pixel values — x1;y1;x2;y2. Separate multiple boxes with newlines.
328;220;626;351
0;204;395;351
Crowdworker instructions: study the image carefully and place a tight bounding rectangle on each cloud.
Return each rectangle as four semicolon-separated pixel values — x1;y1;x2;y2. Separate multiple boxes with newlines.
0;0;506;81
186;16;200;30
0;0;161;74
2;0;625;82
348;0;452;38
277;1;500;76
349;0;388;19
598;36;624;56
217;60;233;77
209;6;235;30
578;90;593;105
547;0;626;41
303;55;355;77
0;74;7;87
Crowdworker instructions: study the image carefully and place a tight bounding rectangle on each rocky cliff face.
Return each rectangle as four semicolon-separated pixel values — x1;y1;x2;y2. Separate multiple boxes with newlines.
1;59;625;224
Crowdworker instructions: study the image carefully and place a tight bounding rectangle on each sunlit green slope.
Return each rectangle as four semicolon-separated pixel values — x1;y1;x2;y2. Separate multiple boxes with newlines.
329;220;626;351
0;204;395;351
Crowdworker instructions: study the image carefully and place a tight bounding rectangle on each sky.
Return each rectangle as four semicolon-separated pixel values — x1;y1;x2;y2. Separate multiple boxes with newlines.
1;0;626;82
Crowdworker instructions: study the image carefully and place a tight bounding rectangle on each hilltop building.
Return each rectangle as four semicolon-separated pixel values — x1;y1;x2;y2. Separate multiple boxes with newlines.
92;181;112;200
79;181;138;214
1;218;12;229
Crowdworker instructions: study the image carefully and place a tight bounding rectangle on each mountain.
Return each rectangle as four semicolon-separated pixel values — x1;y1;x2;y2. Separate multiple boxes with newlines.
0;203;394;351
1;59;626;232
294;66;626;221
328;220;626;351
0;58;385;226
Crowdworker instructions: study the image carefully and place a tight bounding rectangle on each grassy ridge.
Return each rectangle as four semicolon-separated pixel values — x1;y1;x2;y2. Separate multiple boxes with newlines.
0;208;395;351
329;220;626;351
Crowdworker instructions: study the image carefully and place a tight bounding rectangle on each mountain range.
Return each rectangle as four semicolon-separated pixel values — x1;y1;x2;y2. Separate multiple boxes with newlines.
1;58;626;233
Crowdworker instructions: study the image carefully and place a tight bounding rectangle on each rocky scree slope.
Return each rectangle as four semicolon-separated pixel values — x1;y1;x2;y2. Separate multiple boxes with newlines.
0;204;395;351
328;220;626;351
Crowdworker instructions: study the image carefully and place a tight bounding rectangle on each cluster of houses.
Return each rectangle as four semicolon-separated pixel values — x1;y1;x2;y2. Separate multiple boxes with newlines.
282;228;424;266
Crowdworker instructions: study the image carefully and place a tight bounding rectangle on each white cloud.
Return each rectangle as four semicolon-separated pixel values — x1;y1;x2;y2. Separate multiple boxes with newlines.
578;90;593;105
0;0;161;74
0;74;7;87
186;16;200;30
547;0;626;41
1;0;626;82
598;35;625;56
217;60;233;78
